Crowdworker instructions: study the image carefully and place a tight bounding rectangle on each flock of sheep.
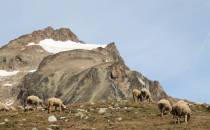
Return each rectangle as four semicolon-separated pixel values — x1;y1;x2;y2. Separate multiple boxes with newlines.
0;88;191;125
132;88;192;124
26;96;67;113
0;96;67;113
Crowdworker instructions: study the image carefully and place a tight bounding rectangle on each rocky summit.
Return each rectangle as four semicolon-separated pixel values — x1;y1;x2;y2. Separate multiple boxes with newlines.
0;27;168;105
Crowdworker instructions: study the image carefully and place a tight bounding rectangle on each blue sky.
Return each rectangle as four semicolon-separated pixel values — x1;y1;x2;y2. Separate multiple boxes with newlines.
0;0;210;103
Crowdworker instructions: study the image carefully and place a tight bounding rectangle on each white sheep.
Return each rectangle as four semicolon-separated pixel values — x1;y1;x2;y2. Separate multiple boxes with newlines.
25;95;44;110
140;88;152;103
132;89;142;102
0;102;9;111
171;100;191;124
171;100;189;119
157;99;172;117
47;97;67;113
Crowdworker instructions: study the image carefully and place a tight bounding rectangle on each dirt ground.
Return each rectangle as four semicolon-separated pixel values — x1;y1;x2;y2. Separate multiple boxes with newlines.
0;100;210;130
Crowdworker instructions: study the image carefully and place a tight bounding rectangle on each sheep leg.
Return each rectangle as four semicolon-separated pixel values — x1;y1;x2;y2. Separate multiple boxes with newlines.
59;105;62;112
24;100;30;112
177;117;180;124
36;103;38;110
184;115;188;123
33;104;36;111
161;108;164;117
24;101;27;112
161;112;163;117
149;98;152;103
133;94;136;102
187;114;190;122
24;104;27;112
48;105;51;113
175;118;177;124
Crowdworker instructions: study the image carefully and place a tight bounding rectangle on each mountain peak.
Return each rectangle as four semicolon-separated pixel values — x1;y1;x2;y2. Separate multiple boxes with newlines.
4;27;80;48
32;26;80;42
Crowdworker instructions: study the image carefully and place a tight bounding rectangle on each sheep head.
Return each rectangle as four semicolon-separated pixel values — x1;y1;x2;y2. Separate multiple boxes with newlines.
61;104;67;110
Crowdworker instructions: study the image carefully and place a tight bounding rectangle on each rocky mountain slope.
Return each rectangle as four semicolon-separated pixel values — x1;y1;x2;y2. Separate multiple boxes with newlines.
0;27;80;105
0;27;168;105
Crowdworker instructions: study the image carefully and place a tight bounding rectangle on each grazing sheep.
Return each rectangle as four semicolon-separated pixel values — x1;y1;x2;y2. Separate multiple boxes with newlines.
25;95;44;110
171;100;191;124
172;100;189;117
47;97;66;113
0;102;9;111
174;100;190;116
140;88;152;102
158;99;172;117
132;89;142;102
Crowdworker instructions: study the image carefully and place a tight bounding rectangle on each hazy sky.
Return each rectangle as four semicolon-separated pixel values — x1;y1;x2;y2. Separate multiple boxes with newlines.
0;0;210;103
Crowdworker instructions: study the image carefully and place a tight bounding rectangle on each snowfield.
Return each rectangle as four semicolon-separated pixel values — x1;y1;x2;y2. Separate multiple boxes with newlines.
27;39;107;54
0;70;19;77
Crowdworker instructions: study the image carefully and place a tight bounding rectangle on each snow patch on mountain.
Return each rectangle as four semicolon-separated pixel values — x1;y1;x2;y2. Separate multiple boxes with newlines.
27;42;36;46
27;39;107;54
0;70;19;77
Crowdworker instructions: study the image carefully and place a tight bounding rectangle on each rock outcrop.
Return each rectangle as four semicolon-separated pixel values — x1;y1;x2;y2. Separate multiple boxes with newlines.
17;43;168;104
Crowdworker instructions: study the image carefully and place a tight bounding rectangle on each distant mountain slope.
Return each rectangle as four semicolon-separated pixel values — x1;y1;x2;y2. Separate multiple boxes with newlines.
0;27;169;105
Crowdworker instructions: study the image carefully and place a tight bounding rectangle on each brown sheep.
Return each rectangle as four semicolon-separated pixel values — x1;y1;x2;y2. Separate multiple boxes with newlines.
140;88;152;103
171;100;191;124
25;95;44;110
0;102;9;111
47;97;66;113
132;89;142;102
157;99;172;117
